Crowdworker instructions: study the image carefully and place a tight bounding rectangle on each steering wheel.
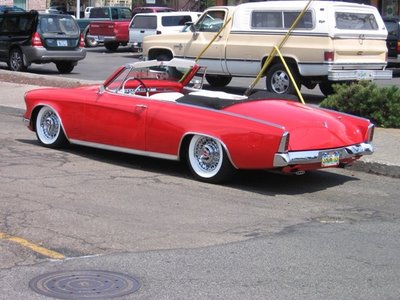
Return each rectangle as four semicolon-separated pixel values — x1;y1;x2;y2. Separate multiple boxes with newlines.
121;77;149;97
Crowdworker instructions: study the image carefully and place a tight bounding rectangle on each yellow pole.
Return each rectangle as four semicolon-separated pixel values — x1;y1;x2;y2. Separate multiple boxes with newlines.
244;0;314;96
274;46;305;104
195;16;232;62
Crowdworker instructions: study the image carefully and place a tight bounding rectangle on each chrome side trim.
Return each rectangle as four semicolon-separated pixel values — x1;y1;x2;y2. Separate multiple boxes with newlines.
273;142;374;167
69;139;178;161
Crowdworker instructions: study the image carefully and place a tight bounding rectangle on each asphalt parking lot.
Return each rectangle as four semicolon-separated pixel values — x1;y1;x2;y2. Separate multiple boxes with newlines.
0;49;400;299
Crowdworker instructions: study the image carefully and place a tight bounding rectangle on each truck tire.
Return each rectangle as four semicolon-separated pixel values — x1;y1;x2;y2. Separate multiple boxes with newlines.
84;27;98;47
85;34;98;47
318;80;337;96
105;42;119;52
266;63;300;95
155;53;172;61
56;62;75;74
205;75;232;87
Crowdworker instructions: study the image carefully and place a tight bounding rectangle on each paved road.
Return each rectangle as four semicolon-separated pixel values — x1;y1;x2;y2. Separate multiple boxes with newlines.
1;47;400;299
1;103;400;299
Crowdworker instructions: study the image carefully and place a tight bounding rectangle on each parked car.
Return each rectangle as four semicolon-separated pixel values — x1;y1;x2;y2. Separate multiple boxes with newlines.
75;6;132;47
23;58;374;183
0;10;86;73
128;11;200;51
0;5;25;13
84;6;93;18
384;16;400;67
87;6;177;51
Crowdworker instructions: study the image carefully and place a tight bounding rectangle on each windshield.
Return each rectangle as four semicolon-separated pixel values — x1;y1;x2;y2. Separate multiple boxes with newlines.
104;59;205;94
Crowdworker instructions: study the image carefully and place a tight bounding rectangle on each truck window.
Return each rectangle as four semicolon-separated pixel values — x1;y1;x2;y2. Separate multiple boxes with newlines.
335;12;378;30
120;8;132;19
162;15;192;27
90;8;109;18
130;15;156;29
195;10;225;32
251;11;313;29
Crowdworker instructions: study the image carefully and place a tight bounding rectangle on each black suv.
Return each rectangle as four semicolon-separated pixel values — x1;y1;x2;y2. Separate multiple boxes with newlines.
0;10;86;73
383;16;400;67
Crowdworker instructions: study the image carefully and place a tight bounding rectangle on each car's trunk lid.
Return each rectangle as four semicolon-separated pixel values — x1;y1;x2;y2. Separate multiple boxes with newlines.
223;100;368;151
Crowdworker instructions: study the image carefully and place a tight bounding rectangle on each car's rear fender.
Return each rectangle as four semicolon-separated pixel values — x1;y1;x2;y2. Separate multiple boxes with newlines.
178;132;237;168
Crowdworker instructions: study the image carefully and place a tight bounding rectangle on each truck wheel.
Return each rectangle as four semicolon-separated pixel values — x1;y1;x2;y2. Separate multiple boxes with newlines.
105;42;119;52
85;35;98;47
266;63;300;94
56;62;74;74
318;80;340;96
205;75;232;87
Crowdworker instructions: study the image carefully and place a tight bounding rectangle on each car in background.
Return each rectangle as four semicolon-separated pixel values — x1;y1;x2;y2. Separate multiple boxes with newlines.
0;10;86;73
128;11;200;51
84;6;93;18
0;5;25;13
131;6;175;17
384;16;400;67
23;58;374;183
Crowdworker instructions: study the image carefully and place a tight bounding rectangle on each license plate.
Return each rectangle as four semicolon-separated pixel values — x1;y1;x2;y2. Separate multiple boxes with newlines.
321;151;340;167
356;70;374;80
57;40;68;47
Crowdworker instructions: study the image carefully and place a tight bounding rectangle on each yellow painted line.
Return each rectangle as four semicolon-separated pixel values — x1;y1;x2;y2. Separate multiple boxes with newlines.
0;232;65;260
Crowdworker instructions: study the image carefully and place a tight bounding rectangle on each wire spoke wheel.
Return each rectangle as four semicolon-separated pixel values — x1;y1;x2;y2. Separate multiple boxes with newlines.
35;106;67;148
187;135;235;183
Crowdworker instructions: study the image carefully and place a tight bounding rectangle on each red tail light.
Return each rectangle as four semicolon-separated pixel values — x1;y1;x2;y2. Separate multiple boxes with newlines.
324;51;334;62
31;32;42;47
397;41;400;54
79;33;84;48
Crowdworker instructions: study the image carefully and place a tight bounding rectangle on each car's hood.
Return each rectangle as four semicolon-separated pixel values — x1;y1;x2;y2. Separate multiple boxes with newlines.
223;100;370;151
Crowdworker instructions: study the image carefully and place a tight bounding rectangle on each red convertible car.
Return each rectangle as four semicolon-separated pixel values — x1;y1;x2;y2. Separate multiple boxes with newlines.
23;59;374;183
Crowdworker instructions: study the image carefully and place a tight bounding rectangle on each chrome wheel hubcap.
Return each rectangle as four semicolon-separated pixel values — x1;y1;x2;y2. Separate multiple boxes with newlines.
271;71;289;93
194;137;221;172
40;110;60;140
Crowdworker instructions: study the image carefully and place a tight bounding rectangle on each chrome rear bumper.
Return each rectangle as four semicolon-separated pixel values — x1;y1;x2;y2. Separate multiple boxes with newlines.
273;142;374;167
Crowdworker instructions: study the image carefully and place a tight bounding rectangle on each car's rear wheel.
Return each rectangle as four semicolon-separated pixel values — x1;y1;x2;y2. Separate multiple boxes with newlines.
266;63;300;94
187;135;235;183
105;42;119;52
56;61;74;74
8;48;27;72
205;75;232;87
84;31;98;47
35;106;68;148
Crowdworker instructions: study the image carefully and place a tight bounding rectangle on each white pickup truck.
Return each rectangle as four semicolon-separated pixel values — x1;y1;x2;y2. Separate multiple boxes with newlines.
143;1;392;96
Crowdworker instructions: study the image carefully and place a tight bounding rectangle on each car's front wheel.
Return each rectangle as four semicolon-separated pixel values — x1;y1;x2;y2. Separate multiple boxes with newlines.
35;106;68;148
56;61;74;74
187;135;235;183
205;75;232;87
8;48;27;72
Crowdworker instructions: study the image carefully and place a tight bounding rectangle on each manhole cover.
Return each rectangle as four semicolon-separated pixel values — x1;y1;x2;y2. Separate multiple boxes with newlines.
29;270;140;299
